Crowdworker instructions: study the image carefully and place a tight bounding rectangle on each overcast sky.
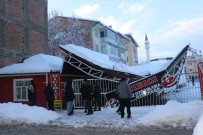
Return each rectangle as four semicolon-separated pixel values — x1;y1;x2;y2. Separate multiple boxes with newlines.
48;0;203;61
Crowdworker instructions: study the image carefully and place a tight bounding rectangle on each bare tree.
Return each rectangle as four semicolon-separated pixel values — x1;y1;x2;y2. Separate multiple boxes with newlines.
48;10;89;57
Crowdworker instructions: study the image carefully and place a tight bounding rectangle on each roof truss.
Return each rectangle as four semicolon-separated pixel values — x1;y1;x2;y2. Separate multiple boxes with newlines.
64;53;118;82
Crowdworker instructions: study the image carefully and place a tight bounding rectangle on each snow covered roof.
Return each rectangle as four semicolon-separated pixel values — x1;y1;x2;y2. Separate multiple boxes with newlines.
0;45;173;77
60;44;137;74
127;59;171;76
60;44;171;76
0;54;63;75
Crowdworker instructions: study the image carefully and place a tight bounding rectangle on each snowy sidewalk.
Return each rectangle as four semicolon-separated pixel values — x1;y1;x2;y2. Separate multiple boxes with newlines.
1;101;203;135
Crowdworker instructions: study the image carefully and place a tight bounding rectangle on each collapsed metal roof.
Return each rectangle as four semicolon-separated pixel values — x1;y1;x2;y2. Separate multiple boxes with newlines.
59;45;143;81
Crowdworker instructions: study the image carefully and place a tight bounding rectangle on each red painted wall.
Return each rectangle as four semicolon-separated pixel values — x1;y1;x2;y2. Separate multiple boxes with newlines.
0;77;13;102
0;74;72;108
0;74;47;107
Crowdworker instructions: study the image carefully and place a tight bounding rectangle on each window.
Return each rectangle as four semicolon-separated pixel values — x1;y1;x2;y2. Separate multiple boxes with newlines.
121;52;127;61
188;63;192;65
101;45;107;54
109;45;118;56
106;29;116;41
61;81;66;96
100;31;105;38
13;78;32;101
94;44;99;52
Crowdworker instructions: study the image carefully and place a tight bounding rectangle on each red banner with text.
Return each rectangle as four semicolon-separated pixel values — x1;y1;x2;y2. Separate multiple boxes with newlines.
48;73;62;100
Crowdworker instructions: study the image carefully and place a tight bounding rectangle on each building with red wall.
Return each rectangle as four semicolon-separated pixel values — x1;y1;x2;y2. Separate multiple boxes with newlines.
0;54;63;108
0;45;143;108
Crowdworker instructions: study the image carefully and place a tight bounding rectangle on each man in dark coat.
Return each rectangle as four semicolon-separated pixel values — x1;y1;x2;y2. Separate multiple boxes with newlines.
65;80;75;116
192;76;195;86
44;83;55;110
80;80;88;113
80;79;93;115
28;80;37;106
117;77;131;118
93;82;101;111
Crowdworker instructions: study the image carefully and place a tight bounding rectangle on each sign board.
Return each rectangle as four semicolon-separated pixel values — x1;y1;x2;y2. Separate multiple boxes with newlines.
49;73;62;109
130;70;176;100
106;45;189;102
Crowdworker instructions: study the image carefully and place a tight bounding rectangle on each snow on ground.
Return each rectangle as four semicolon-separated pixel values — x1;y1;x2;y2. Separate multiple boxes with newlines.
1;101;203;135
0;102;59;124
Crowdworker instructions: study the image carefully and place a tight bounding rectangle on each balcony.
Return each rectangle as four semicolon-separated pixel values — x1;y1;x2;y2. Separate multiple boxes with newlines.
100;37;117;46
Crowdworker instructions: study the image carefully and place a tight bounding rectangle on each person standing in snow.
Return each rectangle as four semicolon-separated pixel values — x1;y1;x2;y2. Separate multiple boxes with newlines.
65;79;75;116
80;79;93;115
117;77;131;118
44;83;55;111
80;79;88;113
116;79;122;114
191;76;195;86
93;82;101;111
28;80;37;106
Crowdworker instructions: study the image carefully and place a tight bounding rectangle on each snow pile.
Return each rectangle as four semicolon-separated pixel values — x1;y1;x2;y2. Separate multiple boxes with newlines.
0;101;203;134
138;100;203;128
193;114;203;135
0;102;59;124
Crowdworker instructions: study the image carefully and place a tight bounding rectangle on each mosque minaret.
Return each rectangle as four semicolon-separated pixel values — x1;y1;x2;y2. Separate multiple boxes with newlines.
145;34;150;63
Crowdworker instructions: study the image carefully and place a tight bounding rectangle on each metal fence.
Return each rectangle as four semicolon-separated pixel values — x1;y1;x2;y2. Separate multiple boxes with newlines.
70;72;201;108
72;79;118;108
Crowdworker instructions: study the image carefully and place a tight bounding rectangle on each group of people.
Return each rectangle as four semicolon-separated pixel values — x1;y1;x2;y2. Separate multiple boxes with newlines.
64;79;102;116
28;77;131;119
28;80;55;111
80;79;101;115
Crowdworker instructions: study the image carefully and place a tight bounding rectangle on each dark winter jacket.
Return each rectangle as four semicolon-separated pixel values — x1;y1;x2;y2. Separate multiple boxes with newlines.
44;84;55;101
28;84;37;105
80;84;93;101
93;85;101;101
65;84;75;102
117;80;131;99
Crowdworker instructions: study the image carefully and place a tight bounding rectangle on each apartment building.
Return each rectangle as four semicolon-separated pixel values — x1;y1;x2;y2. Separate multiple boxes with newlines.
185;55;203;80
51;17;139;66
125;34;139;65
